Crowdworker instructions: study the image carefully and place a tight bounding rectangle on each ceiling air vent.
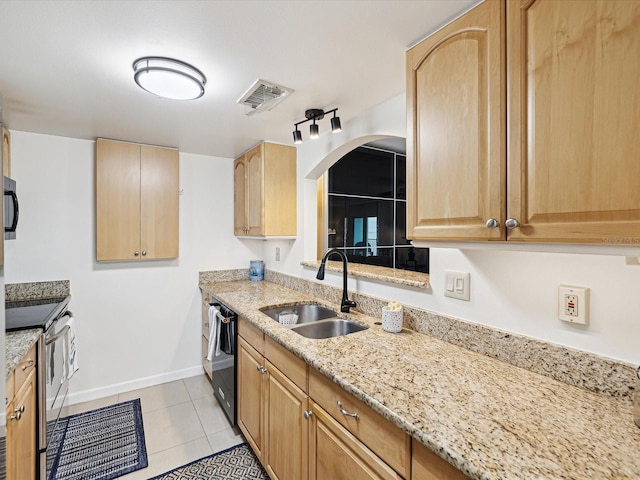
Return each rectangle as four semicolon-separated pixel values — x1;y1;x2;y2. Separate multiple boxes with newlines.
237;79;293;116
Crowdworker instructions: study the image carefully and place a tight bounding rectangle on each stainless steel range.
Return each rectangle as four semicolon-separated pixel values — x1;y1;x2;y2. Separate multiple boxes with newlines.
6;295;74;480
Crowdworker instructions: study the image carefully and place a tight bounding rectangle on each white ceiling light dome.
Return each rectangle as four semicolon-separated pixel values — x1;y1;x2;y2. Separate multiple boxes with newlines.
132;56;206;100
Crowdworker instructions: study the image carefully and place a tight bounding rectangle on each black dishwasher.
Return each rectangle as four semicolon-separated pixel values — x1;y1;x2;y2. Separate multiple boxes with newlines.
209;302;237;426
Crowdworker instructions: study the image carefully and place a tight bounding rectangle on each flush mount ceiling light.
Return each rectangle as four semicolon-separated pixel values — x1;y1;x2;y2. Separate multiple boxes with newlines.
293;108;341;144
132;56;206;100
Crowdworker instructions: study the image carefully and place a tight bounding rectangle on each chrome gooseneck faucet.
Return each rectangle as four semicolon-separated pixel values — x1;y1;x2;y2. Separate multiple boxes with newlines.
316;248;357;313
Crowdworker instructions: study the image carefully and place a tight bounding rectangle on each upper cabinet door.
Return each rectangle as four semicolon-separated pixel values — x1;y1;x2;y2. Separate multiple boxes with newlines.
246;144;265;236
507;0;640;243
140;145;179;259
96;139;142;261
234;155;248;235
406;0;505;241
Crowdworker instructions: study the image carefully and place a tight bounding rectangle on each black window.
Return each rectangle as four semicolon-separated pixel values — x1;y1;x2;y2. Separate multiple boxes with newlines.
327;145;428;273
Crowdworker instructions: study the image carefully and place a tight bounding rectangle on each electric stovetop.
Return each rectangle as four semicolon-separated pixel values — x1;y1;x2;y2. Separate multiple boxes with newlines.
6;296;71;332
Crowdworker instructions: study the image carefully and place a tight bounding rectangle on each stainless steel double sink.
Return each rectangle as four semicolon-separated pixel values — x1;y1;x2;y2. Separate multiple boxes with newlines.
260;304;368;339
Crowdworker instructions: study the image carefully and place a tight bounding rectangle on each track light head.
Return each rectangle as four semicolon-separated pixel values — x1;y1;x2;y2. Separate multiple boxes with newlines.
293;129;303;144
310;123;319;139
331;115;342;133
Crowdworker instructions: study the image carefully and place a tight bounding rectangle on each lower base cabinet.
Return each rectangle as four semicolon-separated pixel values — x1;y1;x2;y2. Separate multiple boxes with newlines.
237;316;468;480
6;344;38;480
310;402;402;480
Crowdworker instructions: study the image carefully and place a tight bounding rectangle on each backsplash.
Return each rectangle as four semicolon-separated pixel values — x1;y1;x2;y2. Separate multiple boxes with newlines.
258;269;637;405
5;280;70;301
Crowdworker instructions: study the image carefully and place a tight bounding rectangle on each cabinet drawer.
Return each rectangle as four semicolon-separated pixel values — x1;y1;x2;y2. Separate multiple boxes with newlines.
14;344;37;393
412;438;469;480
309;368;411;478
265;335;307;393
238;316;264;354
201;336;212;380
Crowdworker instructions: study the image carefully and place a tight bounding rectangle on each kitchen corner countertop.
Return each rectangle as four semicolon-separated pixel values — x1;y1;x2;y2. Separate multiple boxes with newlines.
200;280;640;480
6;329;41;377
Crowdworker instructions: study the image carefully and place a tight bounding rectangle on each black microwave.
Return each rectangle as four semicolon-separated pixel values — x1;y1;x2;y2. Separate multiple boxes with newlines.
4;176;18;240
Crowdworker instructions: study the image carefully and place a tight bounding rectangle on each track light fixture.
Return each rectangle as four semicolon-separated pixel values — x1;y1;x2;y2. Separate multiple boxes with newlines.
292;108;341;143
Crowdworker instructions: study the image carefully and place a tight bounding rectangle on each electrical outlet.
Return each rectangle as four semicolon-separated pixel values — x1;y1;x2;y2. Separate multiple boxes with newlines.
558;285;589;325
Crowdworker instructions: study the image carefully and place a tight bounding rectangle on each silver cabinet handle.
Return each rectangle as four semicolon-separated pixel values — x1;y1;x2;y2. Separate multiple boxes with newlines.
485;218;499;229
134;251;140;256
10;405;25;421
142;250;147;256
337;400;359;420
303;410;313;419
505;218;520;229
256;365;267;375
21;358;35;371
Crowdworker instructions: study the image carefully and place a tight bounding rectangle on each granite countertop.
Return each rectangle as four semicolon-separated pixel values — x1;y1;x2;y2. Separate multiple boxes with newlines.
6;329;41;377
200;279;640;480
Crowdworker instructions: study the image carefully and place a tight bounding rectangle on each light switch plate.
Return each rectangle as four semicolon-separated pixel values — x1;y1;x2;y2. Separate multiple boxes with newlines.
444;270;470;301
558;285;589;325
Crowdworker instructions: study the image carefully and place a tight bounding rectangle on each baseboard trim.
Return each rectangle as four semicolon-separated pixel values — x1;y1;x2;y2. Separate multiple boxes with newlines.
66;365;205;406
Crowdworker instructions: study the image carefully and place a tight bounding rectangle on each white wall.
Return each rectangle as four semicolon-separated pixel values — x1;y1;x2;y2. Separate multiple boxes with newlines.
6;131;260;403
265;94;640;366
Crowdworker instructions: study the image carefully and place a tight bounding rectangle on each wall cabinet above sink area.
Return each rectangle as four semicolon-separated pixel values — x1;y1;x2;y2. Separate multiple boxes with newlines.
234;141;297;238
406;0;640;245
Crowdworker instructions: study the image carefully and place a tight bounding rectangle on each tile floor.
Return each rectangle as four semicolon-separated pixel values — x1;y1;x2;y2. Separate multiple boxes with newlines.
68;374;244;479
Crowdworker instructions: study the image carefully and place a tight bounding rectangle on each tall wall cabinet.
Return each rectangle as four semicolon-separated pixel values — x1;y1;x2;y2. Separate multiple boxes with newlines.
407;0;640;244
96;138;179;261
234;142;297;237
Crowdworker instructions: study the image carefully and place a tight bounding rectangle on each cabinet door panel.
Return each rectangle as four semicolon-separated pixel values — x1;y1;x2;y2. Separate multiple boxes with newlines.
406;0;505;241
237;337;264;461
96;139;141;260
234;156;247;235
264;362;308;480
246;145;264;236
310;402;401;480
507;0;640;243
140;145;179;258
7;369;37;480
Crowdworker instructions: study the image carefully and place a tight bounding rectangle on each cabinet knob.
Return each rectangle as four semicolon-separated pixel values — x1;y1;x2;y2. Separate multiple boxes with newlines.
505;218;520;229
10;405;25;421
141;250;147;256
303;410;313;420
485;218;499;229
134;251;140;256
256;365;267;375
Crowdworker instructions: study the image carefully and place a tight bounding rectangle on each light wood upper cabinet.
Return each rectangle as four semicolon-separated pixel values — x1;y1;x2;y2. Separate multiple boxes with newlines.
96;138;179;261
234;142;297;237
407;0;640;244
406;0;505;241
2;125;10;178
507;0;640;243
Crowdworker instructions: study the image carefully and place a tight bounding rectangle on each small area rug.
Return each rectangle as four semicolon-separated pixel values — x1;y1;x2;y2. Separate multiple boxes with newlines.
149;443;268;480
52;398;148;480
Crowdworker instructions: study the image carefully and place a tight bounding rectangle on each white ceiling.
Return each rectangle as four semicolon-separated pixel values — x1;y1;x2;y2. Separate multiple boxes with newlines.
0;0;476;159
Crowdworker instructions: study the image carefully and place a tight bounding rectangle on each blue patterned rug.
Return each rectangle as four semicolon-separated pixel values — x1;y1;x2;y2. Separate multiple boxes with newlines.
149;443;268;480
51;399;148;480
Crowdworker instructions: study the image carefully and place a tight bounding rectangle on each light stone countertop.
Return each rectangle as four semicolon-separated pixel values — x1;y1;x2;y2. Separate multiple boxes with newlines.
6;329;41;377
200;279;640;480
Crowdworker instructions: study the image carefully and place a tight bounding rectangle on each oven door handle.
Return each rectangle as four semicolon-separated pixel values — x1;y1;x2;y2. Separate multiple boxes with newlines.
45;325;70;345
